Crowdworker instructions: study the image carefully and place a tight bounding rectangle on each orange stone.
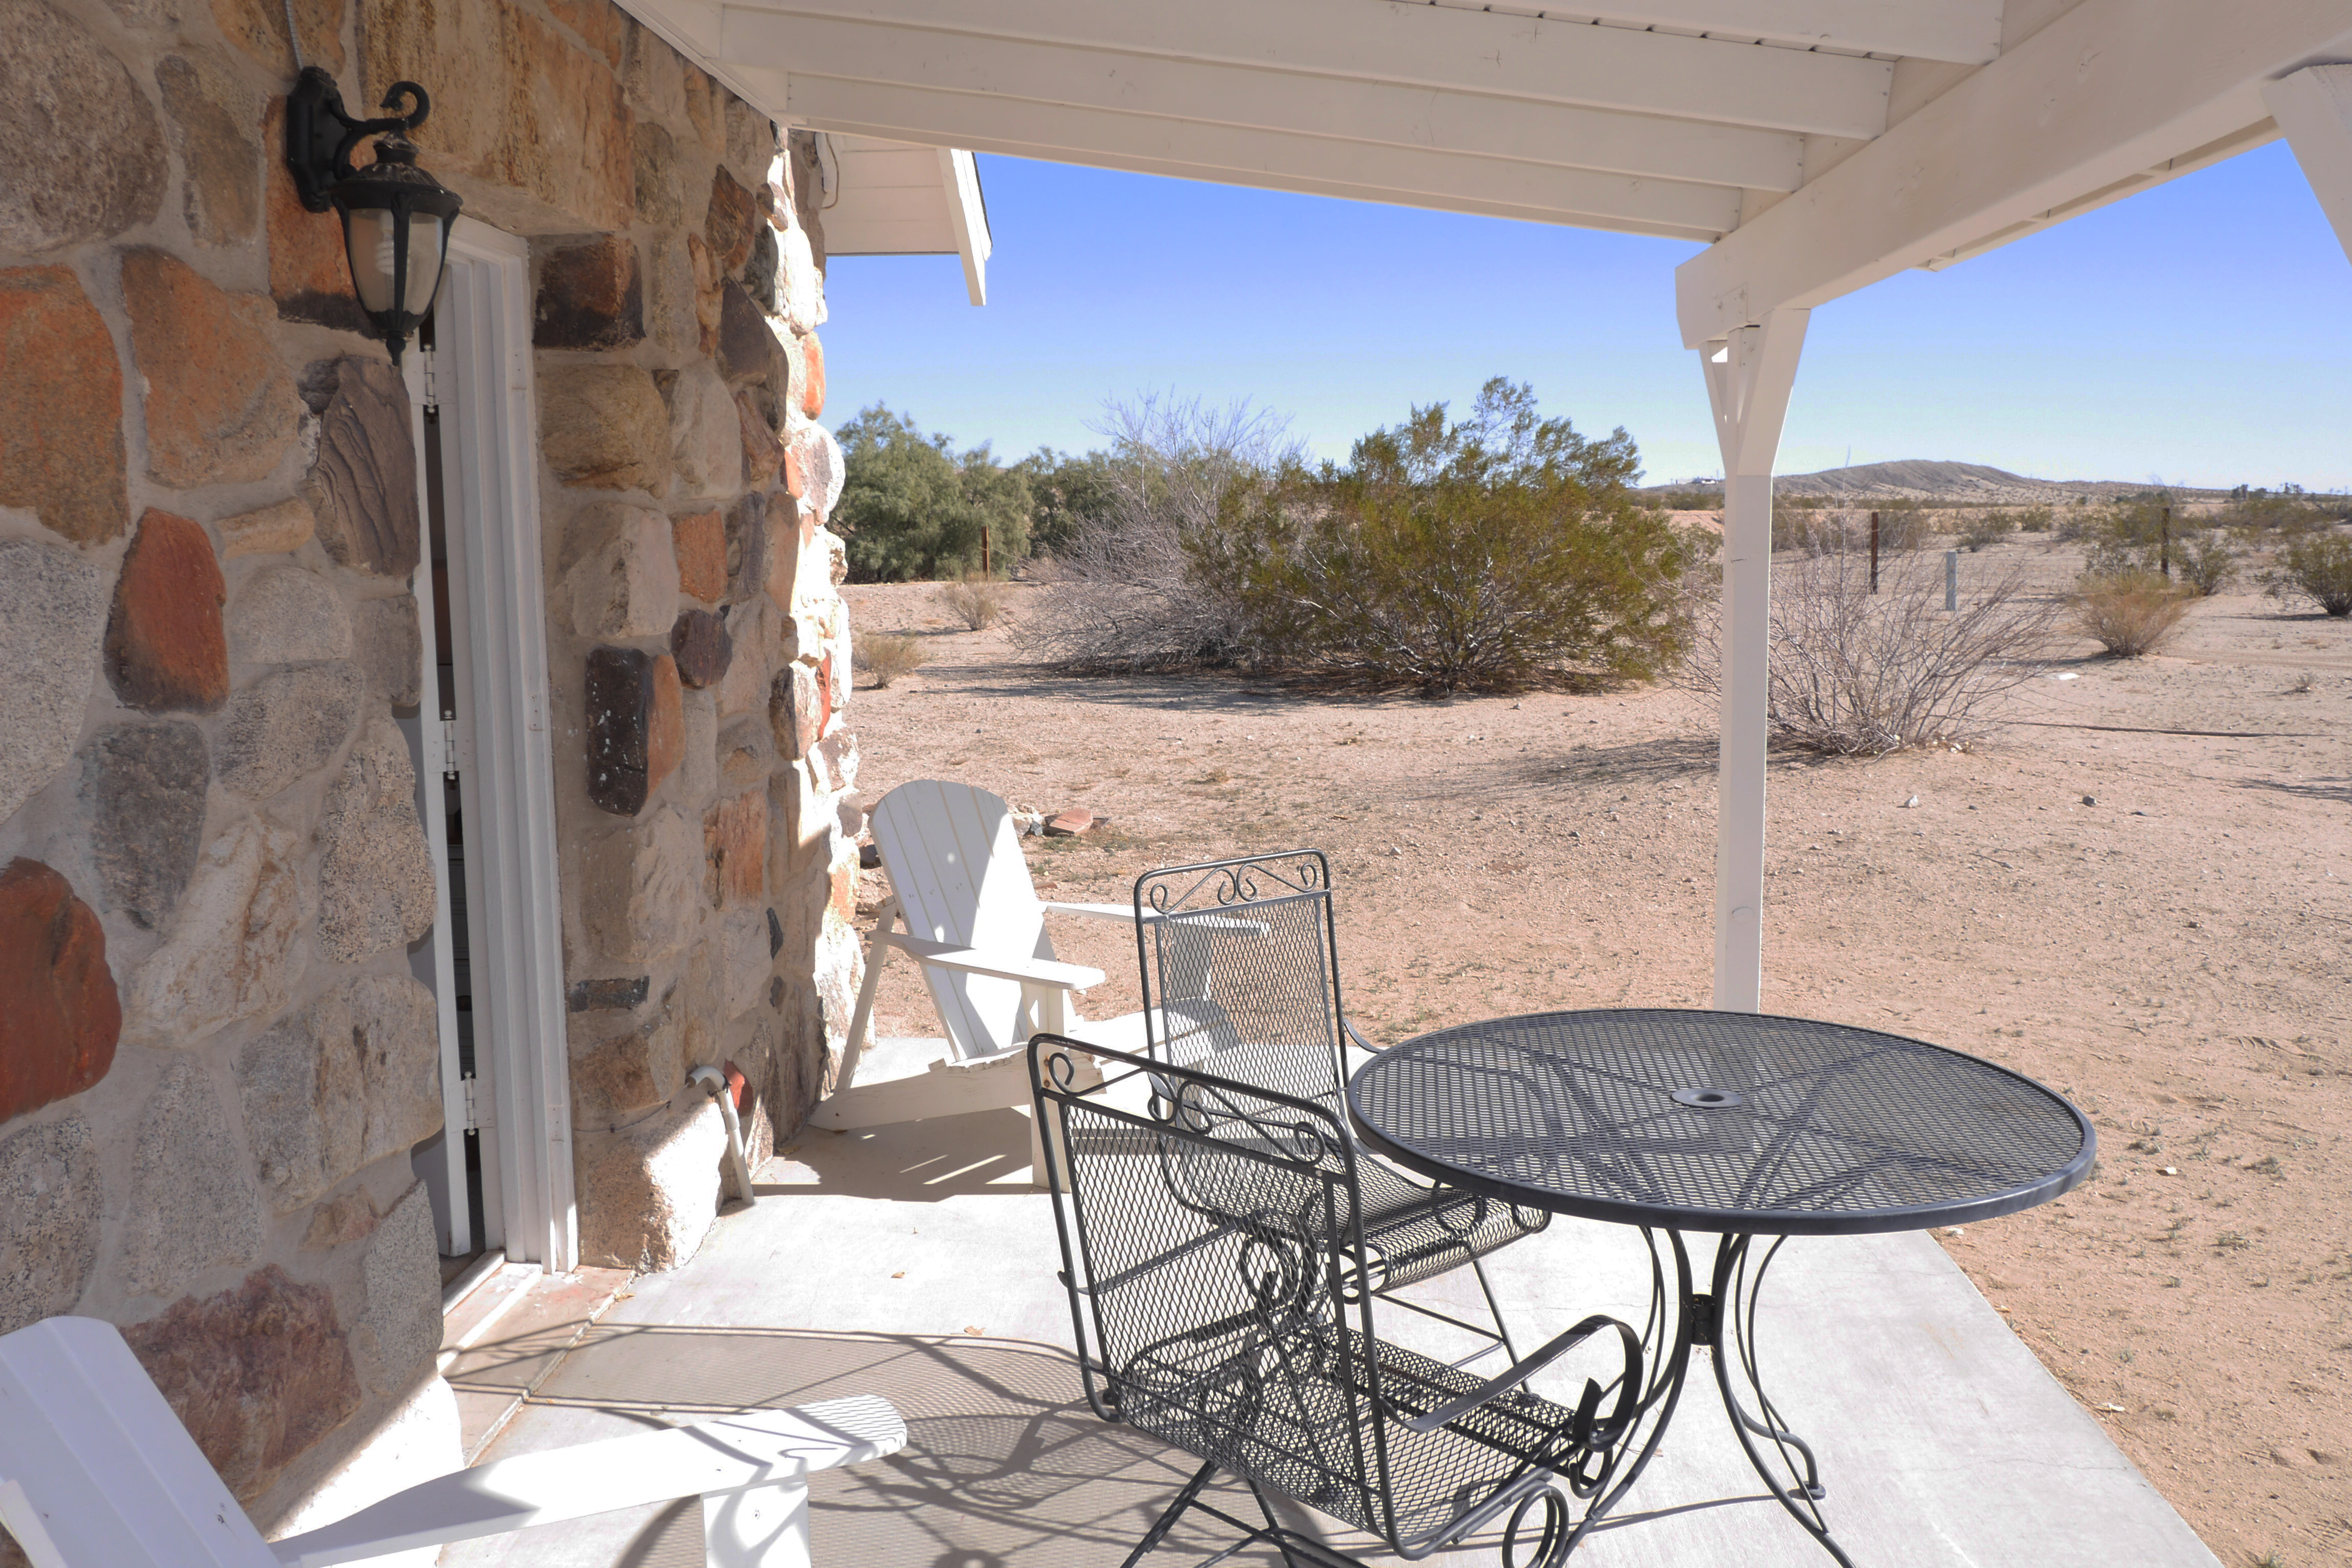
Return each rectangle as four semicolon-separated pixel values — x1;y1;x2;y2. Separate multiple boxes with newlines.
106;510;228;712
121;249;299;488
0;267;130;544
645;653;684;797
705;167;760;275
799;331;825;419
703;791;766;906
672;509;727;602
0;857;121;1124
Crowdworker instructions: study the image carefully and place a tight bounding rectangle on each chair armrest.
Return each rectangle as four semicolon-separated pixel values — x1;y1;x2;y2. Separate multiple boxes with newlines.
884;933;1104;990
1398;1315;1640;1436
272;1396;906;1565
1038;900;1142;924
1341;1015;1380;1065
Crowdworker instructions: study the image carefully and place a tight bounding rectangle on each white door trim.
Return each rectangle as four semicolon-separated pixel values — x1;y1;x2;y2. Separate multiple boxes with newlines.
430;217;578;1271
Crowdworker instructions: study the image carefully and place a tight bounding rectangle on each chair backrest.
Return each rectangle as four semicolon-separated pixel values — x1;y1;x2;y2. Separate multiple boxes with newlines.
1029;1037;1395;1544
870;779;1054;1060
0;1316;279;1568
1132;852;1347;1109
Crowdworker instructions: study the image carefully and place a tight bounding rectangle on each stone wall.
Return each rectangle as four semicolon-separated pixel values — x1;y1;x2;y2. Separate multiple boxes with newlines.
0;0;860;1542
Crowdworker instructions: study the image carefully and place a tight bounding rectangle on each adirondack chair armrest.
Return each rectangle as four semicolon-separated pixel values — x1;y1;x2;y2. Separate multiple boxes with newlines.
1040;902;1270;934
270;1397;909;1566
884;932;1105;991
1037;900;1144;924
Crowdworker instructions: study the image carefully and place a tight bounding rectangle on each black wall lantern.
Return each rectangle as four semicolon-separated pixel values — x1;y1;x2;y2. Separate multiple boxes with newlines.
285;67;462;365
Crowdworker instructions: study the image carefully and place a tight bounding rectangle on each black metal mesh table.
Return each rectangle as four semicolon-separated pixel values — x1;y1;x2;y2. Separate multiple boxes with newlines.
1348;1008;2093;1236
1346;1008;2094;1565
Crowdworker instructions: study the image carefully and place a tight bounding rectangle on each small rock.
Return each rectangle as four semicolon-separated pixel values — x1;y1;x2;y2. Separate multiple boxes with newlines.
216;496;315;558
215;660;364;799
857;842;880;869
0;859;120;1122
228;563;352;665
0;1115;103;1337
314;716;435;965
1900;795;1919;808
81;720;210;930
298;357;419;579
0;537;109;823
2081;795;2097;806
106;509;229;713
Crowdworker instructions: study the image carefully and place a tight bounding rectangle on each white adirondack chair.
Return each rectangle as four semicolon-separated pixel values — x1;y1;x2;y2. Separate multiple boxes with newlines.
818;780;1159;1150
0;1316;904;1568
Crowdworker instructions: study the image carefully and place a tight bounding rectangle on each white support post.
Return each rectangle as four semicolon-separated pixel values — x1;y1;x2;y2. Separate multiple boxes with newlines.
1699;308;1808;1013
2265;65;2352;267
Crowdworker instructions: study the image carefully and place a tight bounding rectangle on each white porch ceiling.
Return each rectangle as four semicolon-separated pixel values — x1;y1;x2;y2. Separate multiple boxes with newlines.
618;0;2352;331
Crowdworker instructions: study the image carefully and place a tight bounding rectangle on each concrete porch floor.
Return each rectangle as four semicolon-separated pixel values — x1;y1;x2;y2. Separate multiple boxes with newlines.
438;1080;2219;1568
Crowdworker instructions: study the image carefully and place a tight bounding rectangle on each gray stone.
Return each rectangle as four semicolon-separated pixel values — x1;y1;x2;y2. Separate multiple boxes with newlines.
0;1115;100;1337
0;0;166;253
358;1184;440;1394
81;720;210;930
718;714;775;788
123;813;307;1045
299;358;421;580
724;491;768;605
154;49;258;247
666;362;742;499
122;1060;262;1299
681;688;717;803
722;908;770;1020
631;120;681;228
352;595;423;708
217;660;364;800
574;1096;724;1271
0;539;107;827
540;365;673;494
229;564;353;665
564;502;679;640
579;806;699;963
645;233;700;355
240;973;439;1213
315;716;435;965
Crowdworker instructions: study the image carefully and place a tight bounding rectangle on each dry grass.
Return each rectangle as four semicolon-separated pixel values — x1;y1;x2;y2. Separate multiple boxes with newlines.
936;576;1011;631
855;632;929;688
2071;571;2194;657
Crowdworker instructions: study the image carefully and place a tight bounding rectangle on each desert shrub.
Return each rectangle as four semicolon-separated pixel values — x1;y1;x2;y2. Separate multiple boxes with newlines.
1958;509;2016;551
2016;504;2054;533
834;405;1032;581
2175;532;2238;596
855;632;929;687
2269;533;2352;617
1681;549;2057;756
2215;489;2347;536
936;575;1010;630
1222;383;1699;692
1773;506;1928;556
1016;395;1295;671
2071;571;2194;656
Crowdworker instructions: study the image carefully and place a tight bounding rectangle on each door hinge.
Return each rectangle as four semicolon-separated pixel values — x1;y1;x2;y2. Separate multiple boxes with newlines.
460;1073;482;1133
422;345;438;414
441;717;460;777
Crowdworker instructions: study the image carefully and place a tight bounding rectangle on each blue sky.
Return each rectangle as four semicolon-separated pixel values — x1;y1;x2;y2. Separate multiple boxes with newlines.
820;139;2351;492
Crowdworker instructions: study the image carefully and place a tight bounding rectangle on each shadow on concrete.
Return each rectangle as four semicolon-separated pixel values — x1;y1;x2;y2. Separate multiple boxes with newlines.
756;1108;1045;1202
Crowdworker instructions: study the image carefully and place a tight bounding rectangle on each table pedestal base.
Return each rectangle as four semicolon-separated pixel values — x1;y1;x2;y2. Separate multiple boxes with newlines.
1555;1231;1853;1568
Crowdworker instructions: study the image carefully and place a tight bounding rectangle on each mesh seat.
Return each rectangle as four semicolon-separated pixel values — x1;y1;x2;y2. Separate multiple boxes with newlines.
1035;1041;1642;1567
1134;854;1547;1300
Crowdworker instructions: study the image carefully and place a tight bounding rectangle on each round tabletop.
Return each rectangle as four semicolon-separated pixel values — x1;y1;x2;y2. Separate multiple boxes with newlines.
1346;1009;2095;1236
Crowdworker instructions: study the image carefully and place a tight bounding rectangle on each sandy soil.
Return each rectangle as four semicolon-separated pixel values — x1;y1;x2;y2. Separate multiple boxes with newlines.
835;537;2352;1567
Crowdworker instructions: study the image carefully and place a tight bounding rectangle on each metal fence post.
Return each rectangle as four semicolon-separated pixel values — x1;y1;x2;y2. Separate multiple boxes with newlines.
1944;550;1958;610
1869;510;1880;594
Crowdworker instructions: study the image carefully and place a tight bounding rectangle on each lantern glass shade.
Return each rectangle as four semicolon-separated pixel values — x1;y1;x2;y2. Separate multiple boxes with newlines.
340;205;447;317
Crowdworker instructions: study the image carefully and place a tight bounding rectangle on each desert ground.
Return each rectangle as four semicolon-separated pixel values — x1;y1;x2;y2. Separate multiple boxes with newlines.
832;534;2350;1567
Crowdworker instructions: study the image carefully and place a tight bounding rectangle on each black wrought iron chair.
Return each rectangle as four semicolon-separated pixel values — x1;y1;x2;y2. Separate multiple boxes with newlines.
1031;1036;1647;1568
1129;852;1548;1355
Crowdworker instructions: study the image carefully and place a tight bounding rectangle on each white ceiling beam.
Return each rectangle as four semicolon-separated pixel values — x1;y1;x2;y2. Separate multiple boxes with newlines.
1569;1;2004;65
769;72;1745;237
1677;0;2352;345
715;0;1894;138
2266;64;2352;265
720;9;1805;190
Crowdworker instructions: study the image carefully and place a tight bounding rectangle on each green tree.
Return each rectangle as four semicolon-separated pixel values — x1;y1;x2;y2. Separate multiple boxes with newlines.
832;405;1032;581
1013;447;1119;558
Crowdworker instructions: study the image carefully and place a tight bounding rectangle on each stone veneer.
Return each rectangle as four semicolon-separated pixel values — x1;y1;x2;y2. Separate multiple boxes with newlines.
0;0;860;1547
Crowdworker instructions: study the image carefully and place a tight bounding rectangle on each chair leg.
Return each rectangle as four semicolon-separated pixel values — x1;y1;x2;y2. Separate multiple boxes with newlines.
1245;1477;1306;1568
1122;1457;1220;1568
836;902;896;1092
1472;1255;1523;1366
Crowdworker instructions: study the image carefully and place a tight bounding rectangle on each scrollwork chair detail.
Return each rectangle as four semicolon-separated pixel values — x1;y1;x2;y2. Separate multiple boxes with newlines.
1130;851;1548;1351
1031;1037;1643;1568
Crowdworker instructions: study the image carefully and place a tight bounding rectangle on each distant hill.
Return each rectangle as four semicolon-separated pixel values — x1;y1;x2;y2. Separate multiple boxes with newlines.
1642;460;2233;505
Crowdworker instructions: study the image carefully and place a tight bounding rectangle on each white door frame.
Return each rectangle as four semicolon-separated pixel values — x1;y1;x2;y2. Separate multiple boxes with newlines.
412;217;578;1272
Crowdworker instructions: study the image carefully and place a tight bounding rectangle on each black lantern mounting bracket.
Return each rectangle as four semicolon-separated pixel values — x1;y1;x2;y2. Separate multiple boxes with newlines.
285;67;432;213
